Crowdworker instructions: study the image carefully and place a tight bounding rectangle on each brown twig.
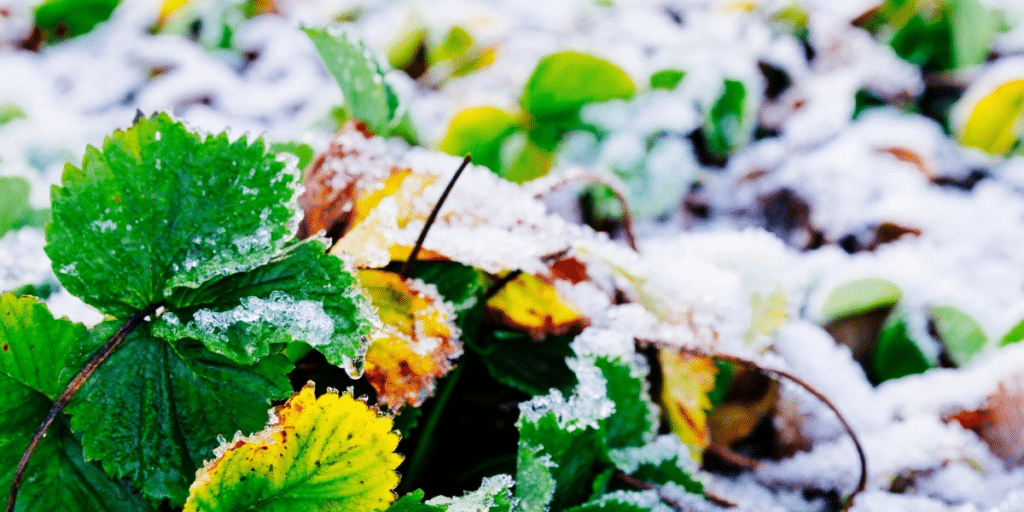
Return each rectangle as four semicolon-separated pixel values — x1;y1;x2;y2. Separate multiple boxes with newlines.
7;303;161;512
707;441;761;471
640;340;868;508
399;154;472;279
531;170;638;252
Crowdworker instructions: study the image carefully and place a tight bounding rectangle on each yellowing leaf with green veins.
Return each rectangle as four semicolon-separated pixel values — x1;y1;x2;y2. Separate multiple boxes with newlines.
485;273;588;340
658;350;717;458
183;383;402;512
359;269;462;409
957;79;1024;154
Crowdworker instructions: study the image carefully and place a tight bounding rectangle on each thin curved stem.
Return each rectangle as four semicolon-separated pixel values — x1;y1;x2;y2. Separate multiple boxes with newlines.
7;303;161;512
400;154;472;279
614;471;737;510
531;169;638;252
639;340;868;507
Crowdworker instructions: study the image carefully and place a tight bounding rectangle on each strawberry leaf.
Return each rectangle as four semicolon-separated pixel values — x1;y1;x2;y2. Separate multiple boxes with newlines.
0;294;150;512
46;113;300;318
154;239;373;367
183;383;402;512
67;323;294;505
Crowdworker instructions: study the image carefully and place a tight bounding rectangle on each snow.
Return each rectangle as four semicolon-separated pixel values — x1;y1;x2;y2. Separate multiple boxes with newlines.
5;0;1024;509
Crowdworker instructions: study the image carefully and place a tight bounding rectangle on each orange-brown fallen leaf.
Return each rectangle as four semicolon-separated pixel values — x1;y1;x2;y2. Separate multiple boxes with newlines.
358;269;462;410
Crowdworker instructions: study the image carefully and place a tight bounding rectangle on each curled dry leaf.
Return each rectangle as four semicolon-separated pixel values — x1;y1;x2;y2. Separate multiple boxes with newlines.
951;373;1024;468
358;269;462;410
301;123;580;275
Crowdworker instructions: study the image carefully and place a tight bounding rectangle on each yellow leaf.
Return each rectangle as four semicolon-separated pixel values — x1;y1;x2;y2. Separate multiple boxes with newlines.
485;272;588;340
958;78;1024;154
183;383;402;512
658;349;718;458
744;288;788;344
359;270;462;409
708;375;779;447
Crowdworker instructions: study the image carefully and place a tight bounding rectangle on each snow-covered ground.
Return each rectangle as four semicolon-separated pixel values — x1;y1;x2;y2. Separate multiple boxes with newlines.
5;0;1024;510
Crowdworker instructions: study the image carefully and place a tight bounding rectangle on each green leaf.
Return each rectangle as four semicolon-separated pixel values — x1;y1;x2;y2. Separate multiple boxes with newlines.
386;490;444;512
439;107;519;174
1000;317;1024;346
68;323;294;505
183;384;402;512
930;305;987;366
402;261;486;317
0;294;150;512
609;436;705;496
948;0;995;69
517;406;607;509
596;357;657;449
153;239;373;367
563;492;658;512
34;0;120;41
650;69;685;90
871;316;935;383
269;141;316;171
501;132;555;184
428;26;473;66
703;79;750;156
304;27;418;144
522;51;635;122
0;103;26;126
515;445;557;512
45;113;300;318
424;474;514;512
476;331;577;397
0;176;40;238
820;278;903;322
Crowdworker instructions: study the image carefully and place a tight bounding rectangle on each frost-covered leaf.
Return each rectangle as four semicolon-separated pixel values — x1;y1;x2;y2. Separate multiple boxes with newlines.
386;490;444;512
820;278;902;323
68;323;294;505
154;239;373;367
658;350;717;455
46;113;299;318
563;490;668;512
522;51;635;124
425;474;514;512
0;295;150;512
183;383;402;512
304;27;417;144
439;107;519;174
386;490;445;512
358;269;462;409
930;305;987;366
956;78;1024;154
485;273;588;340
301;125;580;275
515;445;557;512
609;436;705;496
872;315;935;383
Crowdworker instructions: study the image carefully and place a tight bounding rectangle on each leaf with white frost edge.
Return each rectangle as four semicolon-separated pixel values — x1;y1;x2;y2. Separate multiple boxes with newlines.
46;113;301;318
67;322;294;505
608;436;706;496
0;295;152;512
425;474;515;512
153;239;374;369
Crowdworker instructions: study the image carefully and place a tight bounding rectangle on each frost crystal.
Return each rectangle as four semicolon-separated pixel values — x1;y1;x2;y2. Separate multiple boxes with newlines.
425;474;515;511
191;291;335;348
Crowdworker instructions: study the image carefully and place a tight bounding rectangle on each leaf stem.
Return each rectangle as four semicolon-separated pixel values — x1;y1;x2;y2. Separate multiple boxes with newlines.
639;340;868;508
400;155;472;279
7;303;162;512
398;361;465;494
